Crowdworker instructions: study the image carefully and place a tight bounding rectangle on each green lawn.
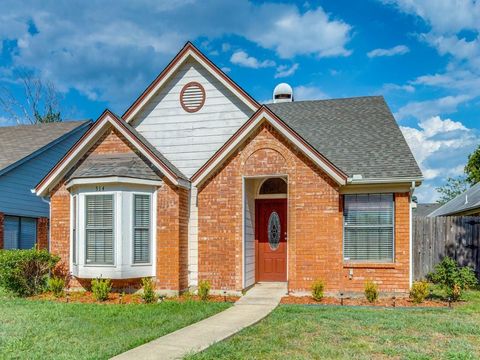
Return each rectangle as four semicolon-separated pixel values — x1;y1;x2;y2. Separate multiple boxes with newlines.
0;289;231;360
188;291;480;360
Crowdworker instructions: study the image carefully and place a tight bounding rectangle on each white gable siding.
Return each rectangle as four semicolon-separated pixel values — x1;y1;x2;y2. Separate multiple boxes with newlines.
131;58;254;178
0;126;88;218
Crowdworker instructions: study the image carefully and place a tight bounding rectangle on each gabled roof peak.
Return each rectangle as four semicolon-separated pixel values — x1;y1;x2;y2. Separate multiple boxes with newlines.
122;41;260;122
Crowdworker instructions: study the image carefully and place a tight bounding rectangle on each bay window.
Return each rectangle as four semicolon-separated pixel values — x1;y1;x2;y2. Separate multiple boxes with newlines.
343;193;394;262
69;185;156;279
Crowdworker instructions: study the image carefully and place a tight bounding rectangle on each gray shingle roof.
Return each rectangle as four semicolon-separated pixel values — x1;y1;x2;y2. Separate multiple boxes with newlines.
414;203;441;217
0;120;90;173
68;153;162;182
267;96;422;180
429;182;480;217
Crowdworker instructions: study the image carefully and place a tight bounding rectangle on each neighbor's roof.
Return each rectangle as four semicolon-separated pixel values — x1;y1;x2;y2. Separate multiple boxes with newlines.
429;182;480;217
414;203;441;217
0;120;91;174
267;96;422;180
68;153;162;182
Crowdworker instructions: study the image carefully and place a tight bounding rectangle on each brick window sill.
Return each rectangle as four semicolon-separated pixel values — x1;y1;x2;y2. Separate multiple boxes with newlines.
343;262;396;269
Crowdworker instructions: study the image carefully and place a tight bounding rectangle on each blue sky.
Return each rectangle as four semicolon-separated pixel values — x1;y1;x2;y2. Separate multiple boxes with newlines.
1;0;479;202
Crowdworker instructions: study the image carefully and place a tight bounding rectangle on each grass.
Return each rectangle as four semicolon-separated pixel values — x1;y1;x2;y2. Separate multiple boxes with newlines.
188;291;480;360
0;288;231;360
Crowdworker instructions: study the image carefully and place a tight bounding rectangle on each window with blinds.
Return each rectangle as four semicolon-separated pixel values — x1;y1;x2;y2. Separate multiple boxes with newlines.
133;194;151;264
343;194;394;262
85;194;114;265
3;216;37;250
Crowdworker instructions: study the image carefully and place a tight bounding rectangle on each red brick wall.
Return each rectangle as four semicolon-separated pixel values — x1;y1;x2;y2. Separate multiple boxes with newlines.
156;183;189;292
49;125;188;291
198;122;411;294
36;217;49;250
0;212;4;249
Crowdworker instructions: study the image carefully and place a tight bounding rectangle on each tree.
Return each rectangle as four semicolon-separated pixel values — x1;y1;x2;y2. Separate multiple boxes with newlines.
0;71;62;124
436;176;469;204
465;145;480;185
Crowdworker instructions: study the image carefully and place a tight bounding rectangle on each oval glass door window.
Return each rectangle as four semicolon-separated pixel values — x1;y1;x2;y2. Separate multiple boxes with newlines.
268;211;281;250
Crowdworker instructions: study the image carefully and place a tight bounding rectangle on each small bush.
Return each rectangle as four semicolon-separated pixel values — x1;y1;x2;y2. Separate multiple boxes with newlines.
48;277;65;298
428;257;478;301
0;249;59;297
311;279;325;301
141;277;157;304
410;281;429;304
198;280;211;301
91;278;111;301
364;280;379;303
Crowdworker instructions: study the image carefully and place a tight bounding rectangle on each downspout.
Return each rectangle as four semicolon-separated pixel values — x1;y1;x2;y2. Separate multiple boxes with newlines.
409;181;415;288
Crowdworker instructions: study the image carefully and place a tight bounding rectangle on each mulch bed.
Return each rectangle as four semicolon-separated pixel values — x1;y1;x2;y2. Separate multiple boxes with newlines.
280;296;450;308
30;292;239;305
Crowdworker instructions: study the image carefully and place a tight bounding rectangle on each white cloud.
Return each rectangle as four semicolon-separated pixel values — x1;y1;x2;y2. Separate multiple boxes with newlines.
367;45;410;58
247;6;352;58
382;83;415;93
230;50;275;68
275;63;299;78
221;43;231;52
221;66;231;73
381;0;480;33
0;1;354;108
401;115;478;201
293;85;328;101
394;95;472;120
382;1;480;105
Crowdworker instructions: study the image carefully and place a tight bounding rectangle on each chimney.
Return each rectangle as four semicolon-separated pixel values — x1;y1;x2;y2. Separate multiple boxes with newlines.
273;83;293;103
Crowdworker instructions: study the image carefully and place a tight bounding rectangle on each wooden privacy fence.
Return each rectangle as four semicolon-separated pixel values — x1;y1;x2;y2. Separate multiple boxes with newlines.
413;216;480;280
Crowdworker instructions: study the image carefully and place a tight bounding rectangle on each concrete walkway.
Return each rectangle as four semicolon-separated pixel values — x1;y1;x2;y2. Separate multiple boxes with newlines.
111;282;287;360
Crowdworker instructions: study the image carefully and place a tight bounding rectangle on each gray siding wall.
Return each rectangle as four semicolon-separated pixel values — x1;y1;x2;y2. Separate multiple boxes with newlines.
0;125;89;218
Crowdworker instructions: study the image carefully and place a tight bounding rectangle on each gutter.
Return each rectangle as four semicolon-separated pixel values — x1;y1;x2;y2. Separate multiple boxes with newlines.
346;176;423;185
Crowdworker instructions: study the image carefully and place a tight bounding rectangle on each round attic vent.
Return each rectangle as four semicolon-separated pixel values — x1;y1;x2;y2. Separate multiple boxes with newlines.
180;82;206;113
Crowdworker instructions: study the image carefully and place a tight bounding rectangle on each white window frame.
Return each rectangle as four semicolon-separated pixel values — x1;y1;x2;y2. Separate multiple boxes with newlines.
131;192;152;266
71;194;78;265
342;193;395;263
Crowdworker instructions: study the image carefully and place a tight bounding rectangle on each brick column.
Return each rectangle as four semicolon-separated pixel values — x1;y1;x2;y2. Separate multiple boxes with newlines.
0;212;4;249
37;217;49;250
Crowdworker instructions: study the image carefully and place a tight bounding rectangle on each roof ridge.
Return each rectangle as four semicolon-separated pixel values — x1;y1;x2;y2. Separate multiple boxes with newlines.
266;95;384;106
0;119;91;130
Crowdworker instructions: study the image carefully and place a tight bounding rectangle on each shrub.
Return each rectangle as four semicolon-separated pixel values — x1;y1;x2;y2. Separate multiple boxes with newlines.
91;278;111;301
0;249;60;297
410;281;429;304
48;277;65;298
141;277;157;304
311;279;325;301
198;280;211;301
364;280;379;303
428;257;478;301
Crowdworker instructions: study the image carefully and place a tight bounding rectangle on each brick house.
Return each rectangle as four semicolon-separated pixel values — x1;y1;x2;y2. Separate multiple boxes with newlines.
35;42;422;296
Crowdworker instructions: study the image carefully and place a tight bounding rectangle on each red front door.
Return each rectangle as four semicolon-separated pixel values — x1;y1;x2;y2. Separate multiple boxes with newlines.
256;199;287;282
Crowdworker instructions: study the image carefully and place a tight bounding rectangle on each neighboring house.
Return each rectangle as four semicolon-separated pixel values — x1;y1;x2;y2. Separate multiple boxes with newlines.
0;120;92;250
429;183;480;217
35;42;422;295
413;203;441;217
